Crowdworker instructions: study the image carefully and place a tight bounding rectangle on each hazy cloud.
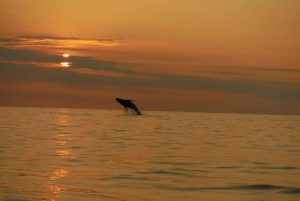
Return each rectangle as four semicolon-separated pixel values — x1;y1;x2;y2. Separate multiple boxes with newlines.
1;46;299;103
0;35;122;48
0;47;60;63
0;47;300;108
196;69;252;77
0;47;153;78
248;67;300;73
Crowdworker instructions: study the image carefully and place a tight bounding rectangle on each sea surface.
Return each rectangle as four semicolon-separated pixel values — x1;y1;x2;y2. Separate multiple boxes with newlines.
0;106;299;201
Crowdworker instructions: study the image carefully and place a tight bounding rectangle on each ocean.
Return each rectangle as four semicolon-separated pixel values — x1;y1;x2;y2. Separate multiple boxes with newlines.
0;106;299;201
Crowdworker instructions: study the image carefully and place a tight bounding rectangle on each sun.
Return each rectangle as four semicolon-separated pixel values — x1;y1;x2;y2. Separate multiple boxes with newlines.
60;62;71;67
63;54;69;58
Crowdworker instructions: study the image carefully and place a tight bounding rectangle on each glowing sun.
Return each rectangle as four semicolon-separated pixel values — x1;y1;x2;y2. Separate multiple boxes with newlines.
60;62;71;67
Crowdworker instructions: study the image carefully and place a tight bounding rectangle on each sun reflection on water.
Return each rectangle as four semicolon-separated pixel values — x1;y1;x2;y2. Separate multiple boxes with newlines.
50;169;69;181
56;150;75;158
45;184;66;193
45;109;74;200
57;133;71;146
57;110;70;126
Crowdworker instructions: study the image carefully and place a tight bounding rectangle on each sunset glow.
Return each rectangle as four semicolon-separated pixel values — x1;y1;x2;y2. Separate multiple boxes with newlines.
60;62;71;67
0;0;299;114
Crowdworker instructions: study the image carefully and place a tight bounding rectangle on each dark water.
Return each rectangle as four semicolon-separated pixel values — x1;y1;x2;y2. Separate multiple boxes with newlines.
0;107;299;201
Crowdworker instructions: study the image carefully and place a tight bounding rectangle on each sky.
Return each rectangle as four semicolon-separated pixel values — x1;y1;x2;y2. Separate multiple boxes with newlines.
0;0;299;115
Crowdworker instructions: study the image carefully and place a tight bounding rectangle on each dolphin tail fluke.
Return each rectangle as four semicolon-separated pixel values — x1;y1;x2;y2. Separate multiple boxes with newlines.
136;109;142;115
133;107;142;115
131;103;142;115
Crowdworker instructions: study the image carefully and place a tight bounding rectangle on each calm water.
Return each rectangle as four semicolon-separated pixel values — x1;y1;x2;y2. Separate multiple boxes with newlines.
0;107;299;201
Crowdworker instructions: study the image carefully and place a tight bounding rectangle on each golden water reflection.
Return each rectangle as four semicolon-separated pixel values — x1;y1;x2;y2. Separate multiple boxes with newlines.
56;150;75;158
57;111;69;126
46;168;69;199
57;133;71;145
45;184;66;194
50;169;69;181
46;109;73;199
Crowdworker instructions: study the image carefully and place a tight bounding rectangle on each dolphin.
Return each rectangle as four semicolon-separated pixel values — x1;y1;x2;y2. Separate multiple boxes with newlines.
116;98;142;115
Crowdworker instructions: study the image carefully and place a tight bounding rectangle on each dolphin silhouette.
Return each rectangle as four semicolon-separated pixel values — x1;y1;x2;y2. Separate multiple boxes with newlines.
116;98;142;115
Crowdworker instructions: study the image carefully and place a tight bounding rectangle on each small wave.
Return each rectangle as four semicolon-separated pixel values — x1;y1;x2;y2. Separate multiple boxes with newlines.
4;198;32;201
98;174;157;181
282;188;300;194
153;184;300;194
139;170;199;178
216;166;241;169
236;184;283;190
234;184;300;194
251;166;299;170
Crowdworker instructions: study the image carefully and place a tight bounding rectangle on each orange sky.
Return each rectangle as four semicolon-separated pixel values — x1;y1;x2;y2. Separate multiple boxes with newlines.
0;0;299;114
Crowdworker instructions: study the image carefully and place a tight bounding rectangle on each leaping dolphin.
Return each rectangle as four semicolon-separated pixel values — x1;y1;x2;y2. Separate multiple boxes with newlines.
116;98;142;115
